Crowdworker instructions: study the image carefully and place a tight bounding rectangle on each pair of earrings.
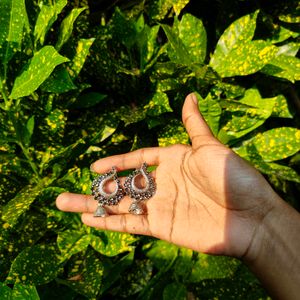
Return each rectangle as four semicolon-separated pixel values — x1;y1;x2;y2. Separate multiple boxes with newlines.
91;163;156;217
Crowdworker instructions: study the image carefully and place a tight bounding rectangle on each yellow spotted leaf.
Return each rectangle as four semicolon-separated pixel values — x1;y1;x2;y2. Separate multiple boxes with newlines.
57;249;104;299
158;119;189;146
90;230;136;257
211;40;277;77
178;14;207;64
262;54;300;83
189;253;240;282
10;46;69;99
57;230;91;261
34;0;67;46
0;0;29;64
6;243;60;285
68;38;95;79
56;7;87;51
1;178;51;227
237;127;300;162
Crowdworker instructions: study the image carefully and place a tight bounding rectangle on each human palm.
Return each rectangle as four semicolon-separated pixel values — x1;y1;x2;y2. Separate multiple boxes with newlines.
57;94;275;259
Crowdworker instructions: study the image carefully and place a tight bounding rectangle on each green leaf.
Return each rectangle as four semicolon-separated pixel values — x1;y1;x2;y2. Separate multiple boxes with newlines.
56;7;87;51
267;26;299;44
173;248;193;279
40;66;77;93
138;25;160;71
148;0;190;20
178;14;207;64
271;95;293;118
218;88;275;144
0;0;29;64
101;251;134;294
111;7;137;49
144;92;173;116
90;230;136;257
210;11;278;77
0;282;12;299
1;178;51;227
211;11;258;59
70;92;107;109
261;54;300;83
6;244;60;285
158;119;189;146
57;249;104;299
12;284;40;300
146;240;178;269
279;11;300;23
195;92;221;136
10;46;69;99
17;115;35;147
34;0;68;46
57;230;91;261
162;24;191;65
211;40;277;77
163;283;187;300
244;127;300;162
189;254;240;282
235;143;300;183
68;38;95;79
117;259;153;297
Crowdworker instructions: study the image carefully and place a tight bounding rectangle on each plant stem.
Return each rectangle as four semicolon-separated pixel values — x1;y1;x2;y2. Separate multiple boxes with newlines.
19;142;41;181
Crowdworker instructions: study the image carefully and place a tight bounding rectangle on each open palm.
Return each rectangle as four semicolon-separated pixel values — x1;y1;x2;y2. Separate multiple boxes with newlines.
56;94;276;259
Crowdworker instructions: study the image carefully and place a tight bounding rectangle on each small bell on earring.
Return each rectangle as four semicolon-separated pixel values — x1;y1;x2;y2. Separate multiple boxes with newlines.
124;162;156;215
91;166;125;217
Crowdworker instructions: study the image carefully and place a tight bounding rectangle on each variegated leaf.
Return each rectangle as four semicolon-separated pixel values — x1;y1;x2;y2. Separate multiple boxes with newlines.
10;46;69;99
56;7;87;50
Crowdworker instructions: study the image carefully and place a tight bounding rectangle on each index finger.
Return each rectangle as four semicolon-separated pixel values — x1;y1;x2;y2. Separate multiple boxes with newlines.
90;147;161;173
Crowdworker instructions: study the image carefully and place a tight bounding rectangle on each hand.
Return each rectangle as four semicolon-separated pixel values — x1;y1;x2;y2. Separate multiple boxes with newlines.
56;93;279;259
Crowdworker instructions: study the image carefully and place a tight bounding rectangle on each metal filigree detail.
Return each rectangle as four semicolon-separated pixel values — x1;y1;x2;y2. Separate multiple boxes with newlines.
124;162;156;206
91;166;125;217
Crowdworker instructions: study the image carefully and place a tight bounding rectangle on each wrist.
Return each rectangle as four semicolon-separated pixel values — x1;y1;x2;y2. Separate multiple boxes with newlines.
242;194;300;299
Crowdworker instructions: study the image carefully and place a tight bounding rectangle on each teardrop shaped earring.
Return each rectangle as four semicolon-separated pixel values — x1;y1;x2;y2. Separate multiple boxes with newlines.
91;166;125;217
124;162;156;215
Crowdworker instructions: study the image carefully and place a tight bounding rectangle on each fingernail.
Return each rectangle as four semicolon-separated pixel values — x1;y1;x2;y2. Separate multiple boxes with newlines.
191;93;198;105
90;163;95;172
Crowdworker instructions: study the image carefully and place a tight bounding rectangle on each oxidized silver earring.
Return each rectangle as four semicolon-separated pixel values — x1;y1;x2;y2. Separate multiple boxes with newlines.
124;162;156;215
91;166;125;217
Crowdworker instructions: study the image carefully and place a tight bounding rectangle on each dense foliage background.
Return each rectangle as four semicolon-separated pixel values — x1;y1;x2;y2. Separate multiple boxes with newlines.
0;0;299;299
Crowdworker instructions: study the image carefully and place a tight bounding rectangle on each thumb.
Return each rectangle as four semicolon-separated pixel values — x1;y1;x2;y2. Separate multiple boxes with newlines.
182;93;214;148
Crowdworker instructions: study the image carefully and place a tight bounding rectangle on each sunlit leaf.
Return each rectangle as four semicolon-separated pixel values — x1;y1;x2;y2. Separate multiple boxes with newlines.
90;230;136;257
244;127;300;162
262;54;300;83
10;46;69;99
146;240;178;269
189;253;240;282
195;92;221;136
0;0;29;64
211;40;277;77
178;14;207;64
56;7;87;51
218;89;275;144
34;0;67;46
144;92;173;116
68;38;95;79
